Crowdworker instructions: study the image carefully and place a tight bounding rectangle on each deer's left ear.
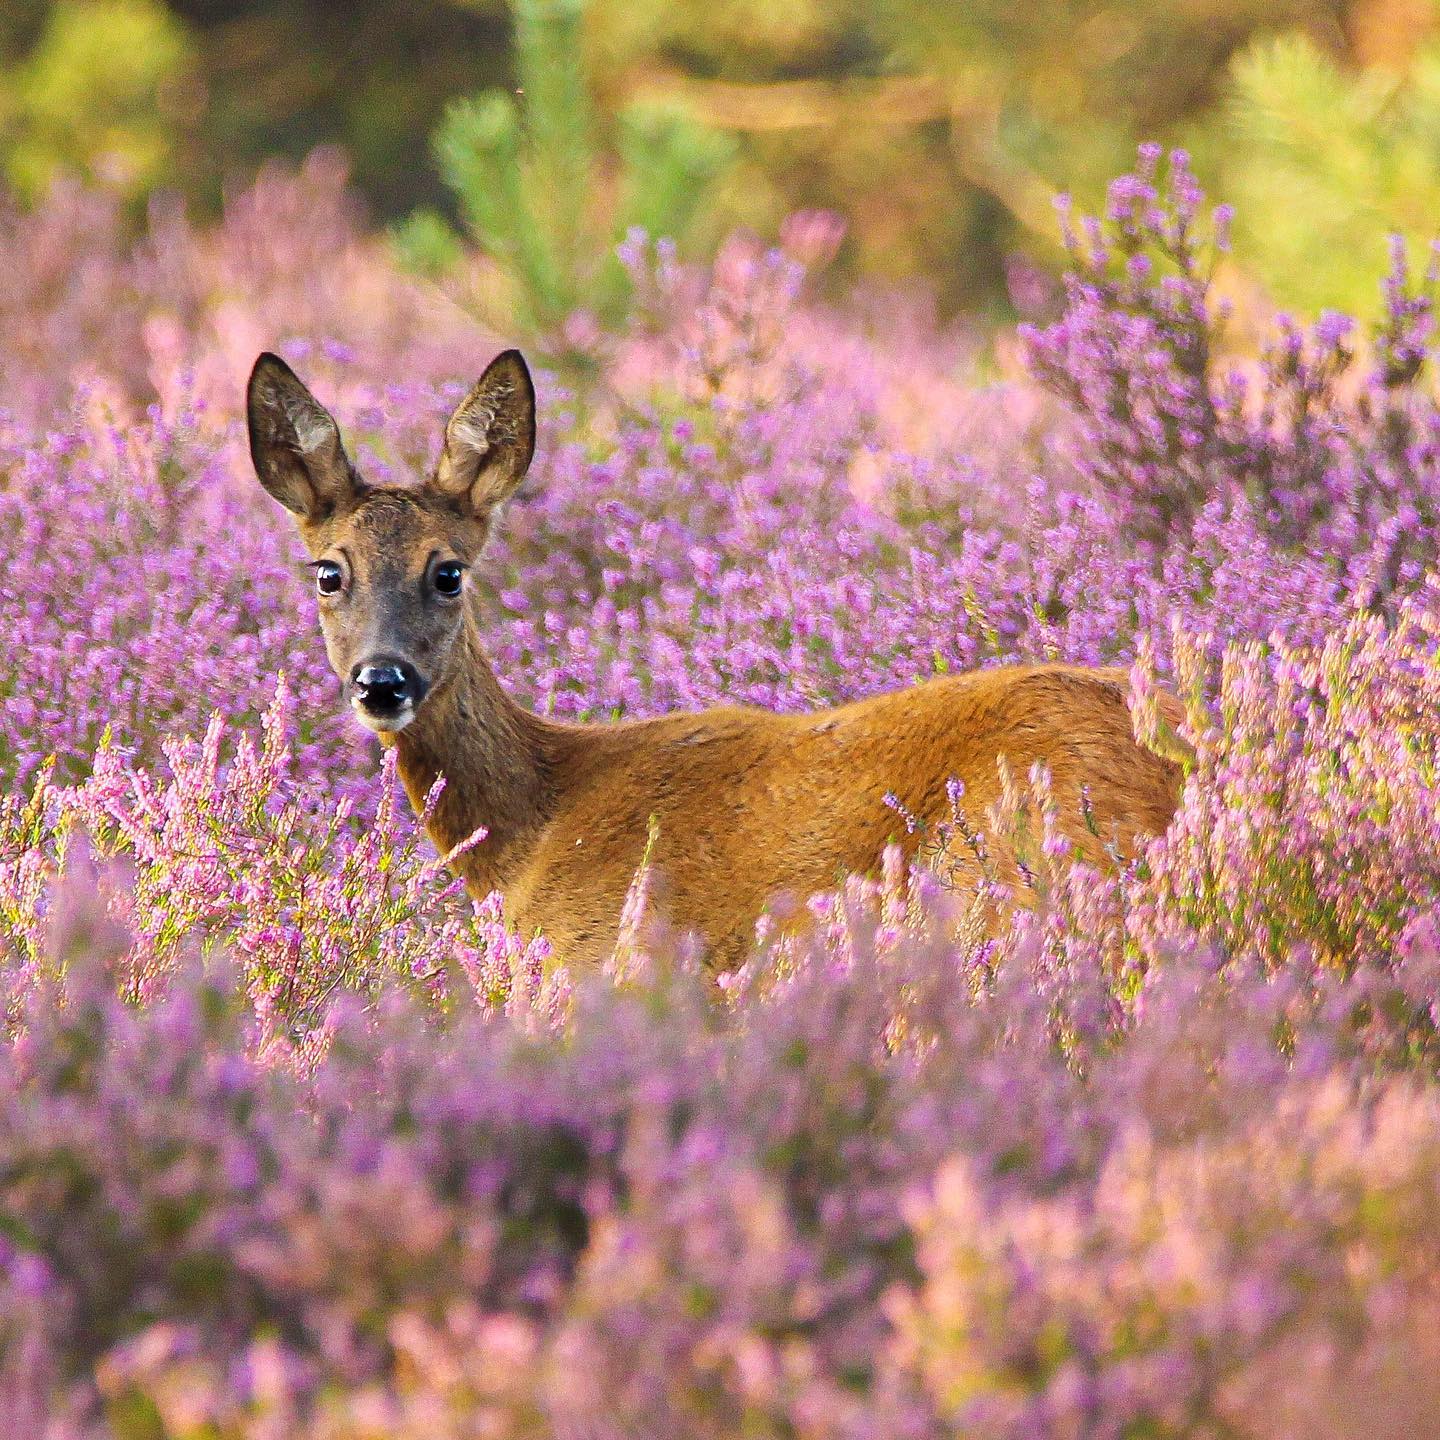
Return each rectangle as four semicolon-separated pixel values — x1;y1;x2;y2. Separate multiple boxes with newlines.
432;349;536;519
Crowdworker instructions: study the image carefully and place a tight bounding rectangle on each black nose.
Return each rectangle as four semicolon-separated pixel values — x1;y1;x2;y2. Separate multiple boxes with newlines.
350;659;421;715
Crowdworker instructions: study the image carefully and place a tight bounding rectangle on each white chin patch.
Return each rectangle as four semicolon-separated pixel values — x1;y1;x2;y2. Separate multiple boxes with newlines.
351;700;416;734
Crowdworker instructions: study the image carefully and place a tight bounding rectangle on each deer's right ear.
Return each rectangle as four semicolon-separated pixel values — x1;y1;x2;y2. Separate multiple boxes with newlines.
246;353;359;518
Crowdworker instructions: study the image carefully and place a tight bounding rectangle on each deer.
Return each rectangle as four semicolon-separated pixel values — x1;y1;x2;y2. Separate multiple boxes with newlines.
246;348;1186;974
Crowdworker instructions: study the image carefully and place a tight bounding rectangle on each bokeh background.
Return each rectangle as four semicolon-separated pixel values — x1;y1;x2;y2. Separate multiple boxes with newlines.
1;0;1437;337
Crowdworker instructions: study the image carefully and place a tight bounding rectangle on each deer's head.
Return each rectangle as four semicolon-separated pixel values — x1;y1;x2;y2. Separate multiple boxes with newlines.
246;349;535;733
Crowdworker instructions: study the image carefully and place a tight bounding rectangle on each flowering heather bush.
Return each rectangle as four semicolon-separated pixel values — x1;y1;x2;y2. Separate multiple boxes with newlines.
4;146;1440;1433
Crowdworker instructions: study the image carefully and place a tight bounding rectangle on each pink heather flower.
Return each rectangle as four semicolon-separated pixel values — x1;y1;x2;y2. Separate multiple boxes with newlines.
779;209;847;270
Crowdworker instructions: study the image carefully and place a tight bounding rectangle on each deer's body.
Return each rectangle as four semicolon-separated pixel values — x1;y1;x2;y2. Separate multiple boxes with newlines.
393;640;1180;970
246;349;1184;974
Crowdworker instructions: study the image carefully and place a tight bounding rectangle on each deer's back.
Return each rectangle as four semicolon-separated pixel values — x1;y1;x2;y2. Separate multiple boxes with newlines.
496;664;1185;971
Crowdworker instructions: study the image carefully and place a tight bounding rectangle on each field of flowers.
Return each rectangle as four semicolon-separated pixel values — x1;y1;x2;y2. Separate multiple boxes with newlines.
4;144;1440;1436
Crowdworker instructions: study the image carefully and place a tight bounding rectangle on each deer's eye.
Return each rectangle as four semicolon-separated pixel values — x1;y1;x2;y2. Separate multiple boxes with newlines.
315;561;343;596
433;562;464;597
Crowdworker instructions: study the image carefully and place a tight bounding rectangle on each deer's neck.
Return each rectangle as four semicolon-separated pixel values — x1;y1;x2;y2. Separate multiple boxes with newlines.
388;621;561;898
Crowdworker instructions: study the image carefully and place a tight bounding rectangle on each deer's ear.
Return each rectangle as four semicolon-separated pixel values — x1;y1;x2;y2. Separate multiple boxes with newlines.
432;350;536;519
246;353;359;518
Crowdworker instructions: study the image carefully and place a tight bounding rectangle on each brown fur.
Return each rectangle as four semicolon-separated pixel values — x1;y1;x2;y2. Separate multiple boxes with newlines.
247;350;1185;974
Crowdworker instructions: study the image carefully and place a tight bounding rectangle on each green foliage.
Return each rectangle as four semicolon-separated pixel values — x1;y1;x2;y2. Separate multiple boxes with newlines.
423;0;735;352
0;0;195;203
390;205;467;278
616;98;736;252
0;0;1428;318
1219;32;1440;316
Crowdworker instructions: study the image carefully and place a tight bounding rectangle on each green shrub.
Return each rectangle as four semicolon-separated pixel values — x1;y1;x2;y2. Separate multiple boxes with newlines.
1219;32;1440;316
412;0;734;359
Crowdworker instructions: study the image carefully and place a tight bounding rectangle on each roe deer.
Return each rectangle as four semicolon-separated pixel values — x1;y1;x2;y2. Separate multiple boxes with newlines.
247;349;1185;972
